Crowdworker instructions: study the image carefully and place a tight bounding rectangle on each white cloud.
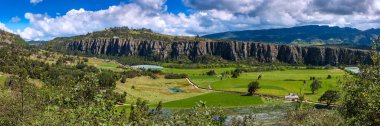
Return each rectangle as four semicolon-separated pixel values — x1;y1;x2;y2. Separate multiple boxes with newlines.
184;0;263;14
30;0;43;4
0;22;14;33
10;16;21;23
17;0;380;40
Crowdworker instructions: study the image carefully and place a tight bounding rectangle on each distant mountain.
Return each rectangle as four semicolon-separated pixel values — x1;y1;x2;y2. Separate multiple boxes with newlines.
28;40;48;46
203;25;380;46
0;30;27;45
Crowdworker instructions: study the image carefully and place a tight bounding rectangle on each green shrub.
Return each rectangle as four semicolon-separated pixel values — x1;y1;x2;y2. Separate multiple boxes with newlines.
164;73;188;79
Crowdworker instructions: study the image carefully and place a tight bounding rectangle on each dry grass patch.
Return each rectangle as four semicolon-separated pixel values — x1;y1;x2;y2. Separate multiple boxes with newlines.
115;76;209;104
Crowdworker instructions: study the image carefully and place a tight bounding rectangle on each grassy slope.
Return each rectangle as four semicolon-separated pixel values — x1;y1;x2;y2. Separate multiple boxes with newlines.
86;58;124;72
30;50;125;71
115;76;209;104
0;73;7;88
163;92;265;108
48;28;214;47
164;68;345;101
0;30;27;45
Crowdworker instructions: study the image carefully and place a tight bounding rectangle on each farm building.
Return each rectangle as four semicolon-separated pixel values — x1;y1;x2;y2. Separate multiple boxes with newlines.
285;93;299;101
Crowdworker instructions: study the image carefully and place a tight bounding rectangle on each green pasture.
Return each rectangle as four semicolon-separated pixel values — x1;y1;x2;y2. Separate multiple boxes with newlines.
164;68;345;101
163;92;265;108
86;58;125;72
115;76;209;104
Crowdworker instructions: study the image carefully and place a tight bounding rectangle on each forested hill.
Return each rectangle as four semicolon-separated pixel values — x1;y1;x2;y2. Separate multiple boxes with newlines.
49;27;212;44
203;25;380;46
0;30;27;45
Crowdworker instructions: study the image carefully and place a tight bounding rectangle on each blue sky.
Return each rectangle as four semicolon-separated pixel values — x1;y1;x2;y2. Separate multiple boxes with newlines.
0;0;189;31
0;0;380;40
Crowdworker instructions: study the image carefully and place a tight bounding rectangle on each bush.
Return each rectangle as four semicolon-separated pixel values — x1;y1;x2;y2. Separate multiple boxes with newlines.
164;73;188;79
76;63;87;69
231;72;240;78
83;58;89;62
120;76;127;83
324;64;333;69
97;71;117;88
206;70;217;76
310;80;322;94
326;75;332;79
284;109;345;126
247;81;260;95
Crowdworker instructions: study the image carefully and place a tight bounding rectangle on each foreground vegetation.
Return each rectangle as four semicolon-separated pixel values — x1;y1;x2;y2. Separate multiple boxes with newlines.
0;36;379;125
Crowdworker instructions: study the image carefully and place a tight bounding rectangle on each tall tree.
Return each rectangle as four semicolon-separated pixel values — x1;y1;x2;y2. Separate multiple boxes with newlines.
310;80;322;94
339;36;380;125
319;90;339;106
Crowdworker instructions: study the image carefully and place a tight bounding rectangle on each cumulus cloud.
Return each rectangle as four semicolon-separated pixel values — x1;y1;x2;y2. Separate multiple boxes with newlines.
184;0;380;29
312;0;376;15
30;0;43;4
184;0;263;14
0;22;14;33
19;0;196;40
17;0;380;40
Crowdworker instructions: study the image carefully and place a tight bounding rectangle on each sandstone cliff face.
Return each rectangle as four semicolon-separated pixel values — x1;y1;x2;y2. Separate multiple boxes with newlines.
61;39;370;65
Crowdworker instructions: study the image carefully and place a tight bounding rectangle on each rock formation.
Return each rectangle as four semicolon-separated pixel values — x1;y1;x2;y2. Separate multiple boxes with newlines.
56;39;370;65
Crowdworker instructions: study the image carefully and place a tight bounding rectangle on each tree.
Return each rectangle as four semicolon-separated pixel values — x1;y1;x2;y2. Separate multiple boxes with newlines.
206;70;216;76
318;90;339;106
120;76;127;83
231;72;240;78
326;75;332;79
310;80;321;94
83;58;89;62
247;81;260;95
97;71;117;88
338;36;380;125
257;74;262;80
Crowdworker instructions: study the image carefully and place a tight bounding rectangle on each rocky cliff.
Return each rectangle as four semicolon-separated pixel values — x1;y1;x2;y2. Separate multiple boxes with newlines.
55;38;370;65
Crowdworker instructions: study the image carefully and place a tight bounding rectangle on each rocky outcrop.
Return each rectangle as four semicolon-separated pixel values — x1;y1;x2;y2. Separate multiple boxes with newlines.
61;39;370;65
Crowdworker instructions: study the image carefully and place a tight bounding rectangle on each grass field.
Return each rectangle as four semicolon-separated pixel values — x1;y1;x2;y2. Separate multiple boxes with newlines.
115;76;209;104
163;92;266;108
30;50;126;72
164;68;345;101
0;73;7;88
86;57;124;72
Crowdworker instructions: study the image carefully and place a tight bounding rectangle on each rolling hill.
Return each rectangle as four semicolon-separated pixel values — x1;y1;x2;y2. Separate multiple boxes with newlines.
0;30;27;45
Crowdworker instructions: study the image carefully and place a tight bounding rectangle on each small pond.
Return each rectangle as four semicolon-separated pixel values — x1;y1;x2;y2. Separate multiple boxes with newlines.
131;65;164;69
169;88;184;93
345;67;360;74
